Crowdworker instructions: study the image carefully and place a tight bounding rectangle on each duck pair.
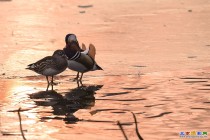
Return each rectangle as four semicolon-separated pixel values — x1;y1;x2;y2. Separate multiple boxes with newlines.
26;34;102;85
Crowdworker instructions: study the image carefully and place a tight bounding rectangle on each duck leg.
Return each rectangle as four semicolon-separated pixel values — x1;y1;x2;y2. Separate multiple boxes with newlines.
51;76;53;83
73;72;80;81
76;73;84;87
46;76;50;85
51;76;58;85
46;76;50;91
79;73;84;82
76;77;83;87
76;80;80;88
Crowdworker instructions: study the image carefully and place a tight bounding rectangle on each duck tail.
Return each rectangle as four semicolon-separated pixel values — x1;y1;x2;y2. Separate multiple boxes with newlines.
96;64;103;70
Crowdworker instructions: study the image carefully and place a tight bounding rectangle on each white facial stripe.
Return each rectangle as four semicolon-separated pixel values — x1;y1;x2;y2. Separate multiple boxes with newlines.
68;35;77;42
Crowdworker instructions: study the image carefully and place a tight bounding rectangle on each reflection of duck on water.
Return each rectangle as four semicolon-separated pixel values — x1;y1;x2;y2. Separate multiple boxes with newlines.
29;85;103;123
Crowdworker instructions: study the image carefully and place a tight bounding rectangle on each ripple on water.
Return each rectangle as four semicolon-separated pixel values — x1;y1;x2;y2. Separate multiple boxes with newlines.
1;70;210;139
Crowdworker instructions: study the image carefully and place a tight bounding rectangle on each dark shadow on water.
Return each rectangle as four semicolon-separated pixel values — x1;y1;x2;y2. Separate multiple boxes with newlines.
203;84;210;86
101;91;130;97
29;84;103;124
144;104;165;107
145;112;172;118
204;102;210;104
198;88;210;90
78;5;93;8
96;98;146;102
111;111;126;114
191;108;210;111
89;109;130;115
184;81;208;83
180;77;210;80
180;77;210;84
122;87;148;90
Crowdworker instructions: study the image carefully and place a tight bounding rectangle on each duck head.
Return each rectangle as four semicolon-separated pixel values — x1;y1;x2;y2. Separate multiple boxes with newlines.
65;34;81;51
65;34;77;44
53;50;67;58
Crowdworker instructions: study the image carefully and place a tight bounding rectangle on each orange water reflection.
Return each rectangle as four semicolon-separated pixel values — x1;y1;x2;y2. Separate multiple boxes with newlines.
0;0;210;139
0;69;210;140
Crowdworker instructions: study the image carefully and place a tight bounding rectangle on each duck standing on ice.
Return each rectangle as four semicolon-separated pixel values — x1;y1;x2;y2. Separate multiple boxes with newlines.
63;34;103;82
26;50;67;87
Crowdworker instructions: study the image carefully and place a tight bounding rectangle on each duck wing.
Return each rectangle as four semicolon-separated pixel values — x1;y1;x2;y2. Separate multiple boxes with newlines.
75;53;94;70
88;43;96;60
81;43;96;60
26;56;56;73
82;43;86;51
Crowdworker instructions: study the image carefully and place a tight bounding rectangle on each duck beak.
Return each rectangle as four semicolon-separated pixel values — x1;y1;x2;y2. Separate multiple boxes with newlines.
63;54;68;59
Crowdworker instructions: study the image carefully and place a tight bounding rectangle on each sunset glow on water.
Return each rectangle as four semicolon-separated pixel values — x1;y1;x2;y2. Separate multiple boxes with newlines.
0;0;210;140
